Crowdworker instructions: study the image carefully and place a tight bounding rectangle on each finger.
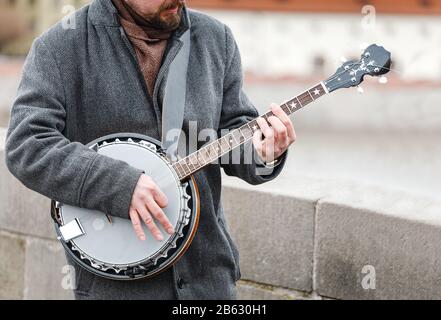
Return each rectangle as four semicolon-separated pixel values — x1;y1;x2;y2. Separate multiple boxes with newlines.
256;117;274;142
253;129;265;159
136;203;164;241
271;104;296;142
151;184;169;208
267;116;288;147
146;197;175;235
263;139;275;162
129;208;146;241
253;129;263;150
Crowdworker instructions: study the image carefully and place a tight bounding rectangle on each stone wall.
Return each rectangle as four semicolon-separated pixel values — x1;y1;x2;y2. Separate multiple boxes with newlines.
0;128;74;299
2;128;441;300
222;176;441;300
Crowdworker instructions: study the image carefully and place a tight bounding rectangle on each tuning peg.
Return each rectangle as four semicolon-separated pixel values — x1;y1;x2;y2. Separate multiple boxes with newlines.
357;86;364;94
379;76;388;84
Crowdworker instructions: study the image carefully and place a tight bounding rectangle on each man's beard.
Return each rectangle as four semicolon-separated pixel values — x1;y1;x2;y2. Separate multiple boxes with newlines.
139;0;185;31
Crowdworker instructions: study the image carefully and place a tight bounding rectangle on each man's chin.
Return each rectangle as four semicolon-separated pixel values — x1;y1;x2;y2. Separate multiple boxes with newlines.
160;8;182;29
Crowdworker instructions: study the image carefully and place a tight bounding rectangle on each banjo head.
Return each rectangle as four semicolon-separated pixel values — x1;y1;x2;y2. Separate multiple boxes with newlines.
54;134;199;280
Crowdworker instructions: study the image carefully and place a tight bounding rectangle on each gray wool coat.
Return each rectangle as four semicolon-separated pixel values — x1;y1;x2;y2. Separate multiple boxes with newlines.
5;0;286;300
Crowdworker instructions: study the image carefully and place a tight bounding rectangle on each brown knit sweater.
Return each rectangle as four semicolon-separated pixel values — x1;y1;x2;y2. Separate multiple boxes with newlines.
112;0;178;96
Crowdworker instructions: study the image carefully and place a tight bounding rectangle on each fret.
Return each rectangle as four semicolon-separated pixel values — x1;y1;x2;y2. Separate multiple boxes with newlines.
213;142;221;157
298;91;313;103
202;146;211;161
196;150;207;166
232;129;245;144
251;119;259;129
180;159;190;174
298;91;313;107
240;125;253;140
178;163;187;177
248;119;260;132
186;155;194;171
189;154;197;168
209;145;218;163
308;84;326;101
186;156;195;171
229;131;239;146
174;162;184;178
295;96;302;107
219;137;230;153
191;154;200;170
176;160;185;175
206;144;214;163
285;100;292;113
225;133;235;148
281;104;290;115
287;98;301;113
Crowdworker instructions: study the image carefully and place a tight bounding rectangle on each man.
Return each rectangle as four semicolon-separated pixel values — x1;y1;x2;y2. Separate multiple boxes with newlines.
5;0;296;300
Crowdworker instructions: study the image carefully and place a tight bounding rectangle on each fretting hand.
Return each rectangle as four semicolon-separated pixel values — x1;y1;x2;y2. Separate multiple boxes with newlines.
253;103;297;164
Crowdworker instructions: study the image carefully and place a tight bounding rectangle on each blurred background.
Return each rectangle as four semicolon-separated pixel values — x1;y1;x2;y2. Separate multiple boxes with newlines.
0;0;441;300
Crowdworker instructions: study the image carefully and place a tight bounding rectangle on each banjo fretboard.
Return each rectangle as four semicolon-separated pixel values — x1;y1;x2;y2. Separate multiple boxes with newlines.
173;82;327;181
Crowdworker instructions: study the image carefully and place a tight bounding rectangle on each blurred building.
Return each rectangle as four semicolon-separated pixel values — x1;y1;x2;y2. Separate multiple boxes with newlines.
1;0;441;81
1;0;89;35
190;0;441;82
0;0;89;54
189;0;441;14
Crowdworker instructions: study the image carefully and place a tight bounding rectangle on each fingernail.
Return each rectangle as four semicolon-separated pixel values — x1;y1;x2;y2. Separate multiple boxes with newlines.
167;227;175;234
140;236;146;241
157;235;164;241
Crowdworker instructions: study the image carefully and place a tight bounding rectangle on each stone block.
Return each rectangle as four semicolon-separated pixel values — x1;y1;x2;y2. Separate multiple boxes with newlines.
0;130;55;240
24;237;74;300
223;184;315;292
0;231;26;299
315;186;441;300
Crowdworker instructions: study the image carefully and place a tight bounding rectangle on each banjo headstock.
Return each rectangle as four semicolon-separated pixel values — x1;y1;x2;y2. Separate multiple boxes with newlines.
324;44;391;93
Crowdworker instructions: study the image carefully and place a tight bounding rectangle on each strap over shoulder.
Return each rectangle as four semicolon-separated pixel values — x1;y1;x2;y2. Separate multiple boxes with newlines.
161;7;191;162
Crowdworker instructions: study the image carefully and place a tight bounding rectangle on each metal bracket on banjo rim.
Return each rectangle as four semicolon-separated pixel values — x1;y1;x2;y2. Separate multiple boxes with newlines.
58;218;86;242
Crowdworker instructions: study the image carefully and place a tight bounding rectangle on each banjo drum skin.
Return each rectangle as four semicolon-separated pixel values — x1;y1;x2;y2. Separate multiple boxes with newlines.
52;133;200;280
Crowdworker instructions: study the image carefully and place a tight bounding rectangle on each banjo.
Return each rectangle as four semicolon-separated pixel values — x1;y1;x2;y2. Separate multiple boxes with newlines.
52;44;391;280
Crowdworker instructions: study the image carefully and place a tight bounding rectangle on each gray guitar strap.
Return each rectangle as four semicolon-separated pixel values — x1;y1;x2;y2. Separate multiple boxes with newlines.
161;10;191;162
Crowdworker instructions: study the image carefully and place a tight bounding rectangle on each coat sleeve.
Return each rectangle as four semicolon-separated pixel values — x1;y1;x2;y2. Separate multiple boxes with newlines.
218;25;287;185
5;38;143;219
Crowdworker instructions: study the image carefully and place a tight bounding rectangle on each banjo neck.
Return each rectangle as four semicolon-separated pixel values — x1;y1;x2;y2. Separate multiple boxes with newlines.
172;82;329;181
